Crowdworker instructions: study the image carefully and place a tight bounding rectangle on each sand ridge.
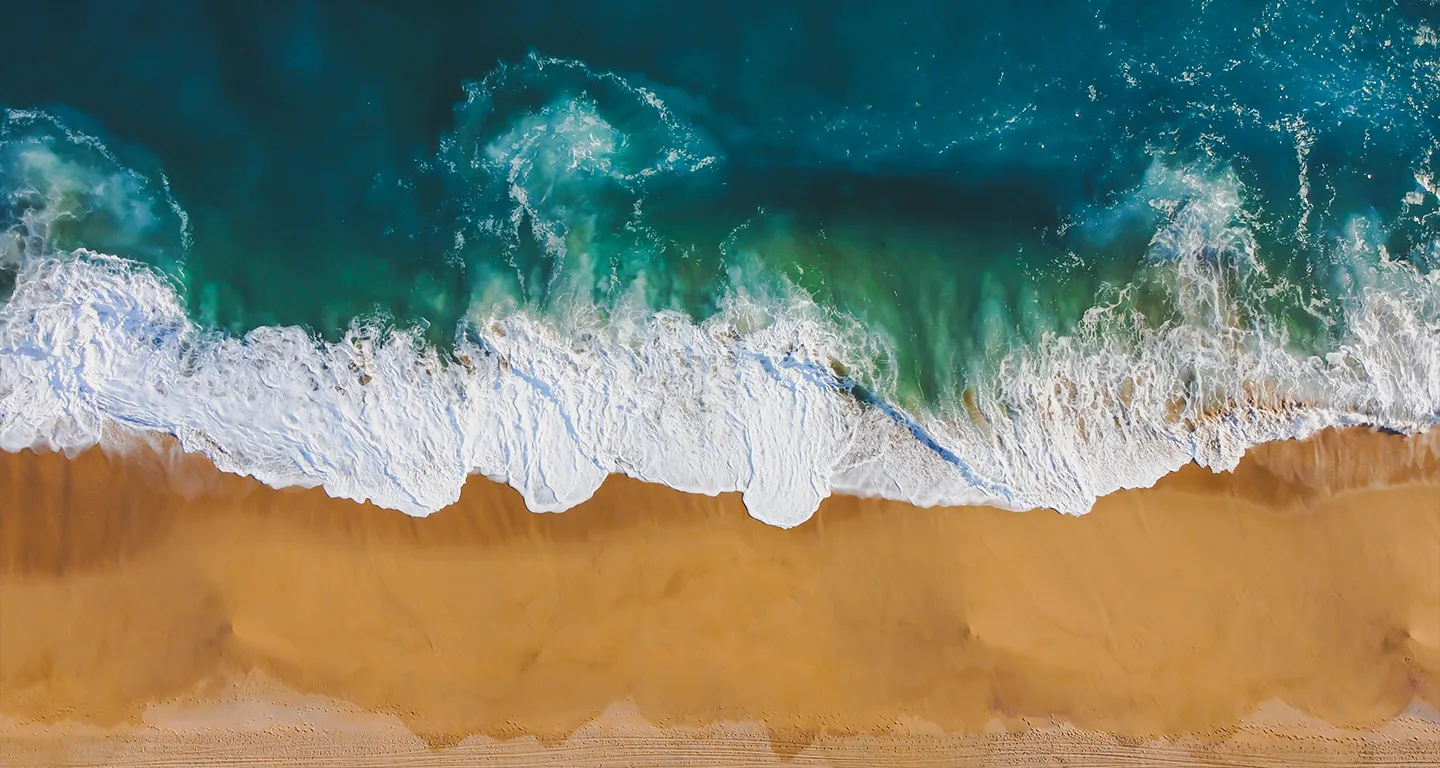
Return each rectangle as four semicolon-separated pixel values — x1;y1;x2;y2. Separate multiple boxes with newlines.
1;428;1438;764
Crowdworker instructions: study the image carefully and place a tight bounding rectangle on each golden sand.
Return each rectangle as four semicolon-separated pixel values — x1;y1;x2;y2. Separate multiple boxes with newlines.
1;428;1438;765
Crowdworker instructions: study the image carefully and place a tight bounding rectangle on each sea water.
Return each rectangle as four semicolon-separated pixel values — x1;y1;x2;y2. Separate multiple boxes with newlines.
2;1;1438;525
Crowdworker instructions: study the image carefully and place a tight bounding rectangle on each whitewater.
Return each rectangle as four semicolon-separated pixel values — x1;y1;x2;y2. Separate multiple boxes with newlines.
4;79;1440;527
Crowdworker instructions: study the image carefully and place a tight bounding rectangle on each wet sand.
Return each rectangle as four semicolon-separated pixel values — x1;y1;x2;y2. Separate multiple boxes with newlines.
1;428;1438;765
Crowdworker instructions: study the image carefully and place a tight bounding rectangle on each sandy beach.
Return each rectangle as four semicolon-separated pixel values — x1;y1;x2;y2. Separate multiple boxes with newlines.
2;427;1438;766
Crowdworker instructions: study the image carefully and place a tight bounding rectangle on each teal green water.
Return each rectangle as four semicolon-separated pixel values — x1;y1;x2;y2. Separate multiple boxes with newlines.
3;1;1437;412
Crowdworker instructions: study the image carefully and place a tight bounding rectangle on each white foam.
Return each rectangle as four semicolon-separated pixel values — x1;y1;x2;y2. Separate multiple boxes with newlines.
885;180;1440;516
4;107;1440;526
3;217;1438;528
1;249;882;526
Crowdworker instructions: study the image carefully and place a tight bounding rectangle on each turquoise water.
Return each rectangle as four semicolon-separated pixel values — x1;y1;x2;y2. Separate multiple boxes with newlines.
3;1;1439;524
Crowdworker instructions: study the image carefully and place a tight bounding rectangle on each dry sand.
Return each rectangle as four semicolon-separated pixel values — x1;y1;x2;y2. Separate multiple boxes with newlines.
1;427;1438;766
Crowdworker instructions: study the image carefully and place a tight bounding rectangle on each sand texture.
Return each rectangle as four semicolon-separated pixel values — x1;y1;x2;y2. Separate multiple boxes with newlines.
1;427;1439;766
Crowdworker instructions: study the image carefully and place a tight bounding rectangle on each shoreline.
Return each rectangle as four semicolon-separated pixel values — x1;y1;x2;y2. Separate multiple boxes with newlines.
2;427;1438;764
11;236;1440;528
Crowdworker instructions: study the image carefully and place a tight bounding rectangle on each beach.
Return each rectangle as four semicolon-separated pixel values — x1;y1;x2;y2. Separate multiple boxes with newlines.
2;427;1437;766
6;4;1440;765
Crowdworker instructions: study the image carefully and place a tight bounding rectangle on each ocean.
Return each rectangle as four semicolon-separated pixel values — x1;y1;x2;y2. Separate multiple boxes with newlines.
2;0;1438;526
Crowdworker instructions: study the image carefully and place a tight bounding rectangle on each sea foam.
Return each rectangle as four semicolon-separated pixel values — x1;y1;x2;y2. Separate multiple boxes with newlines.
3;217;1438;527
4;106;1440;527
0;247;920;526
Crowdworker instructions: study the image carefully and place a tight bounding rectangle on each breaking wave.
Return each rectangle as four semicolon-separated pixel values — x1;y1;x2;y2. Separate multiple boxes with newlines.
3;61;1439;527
